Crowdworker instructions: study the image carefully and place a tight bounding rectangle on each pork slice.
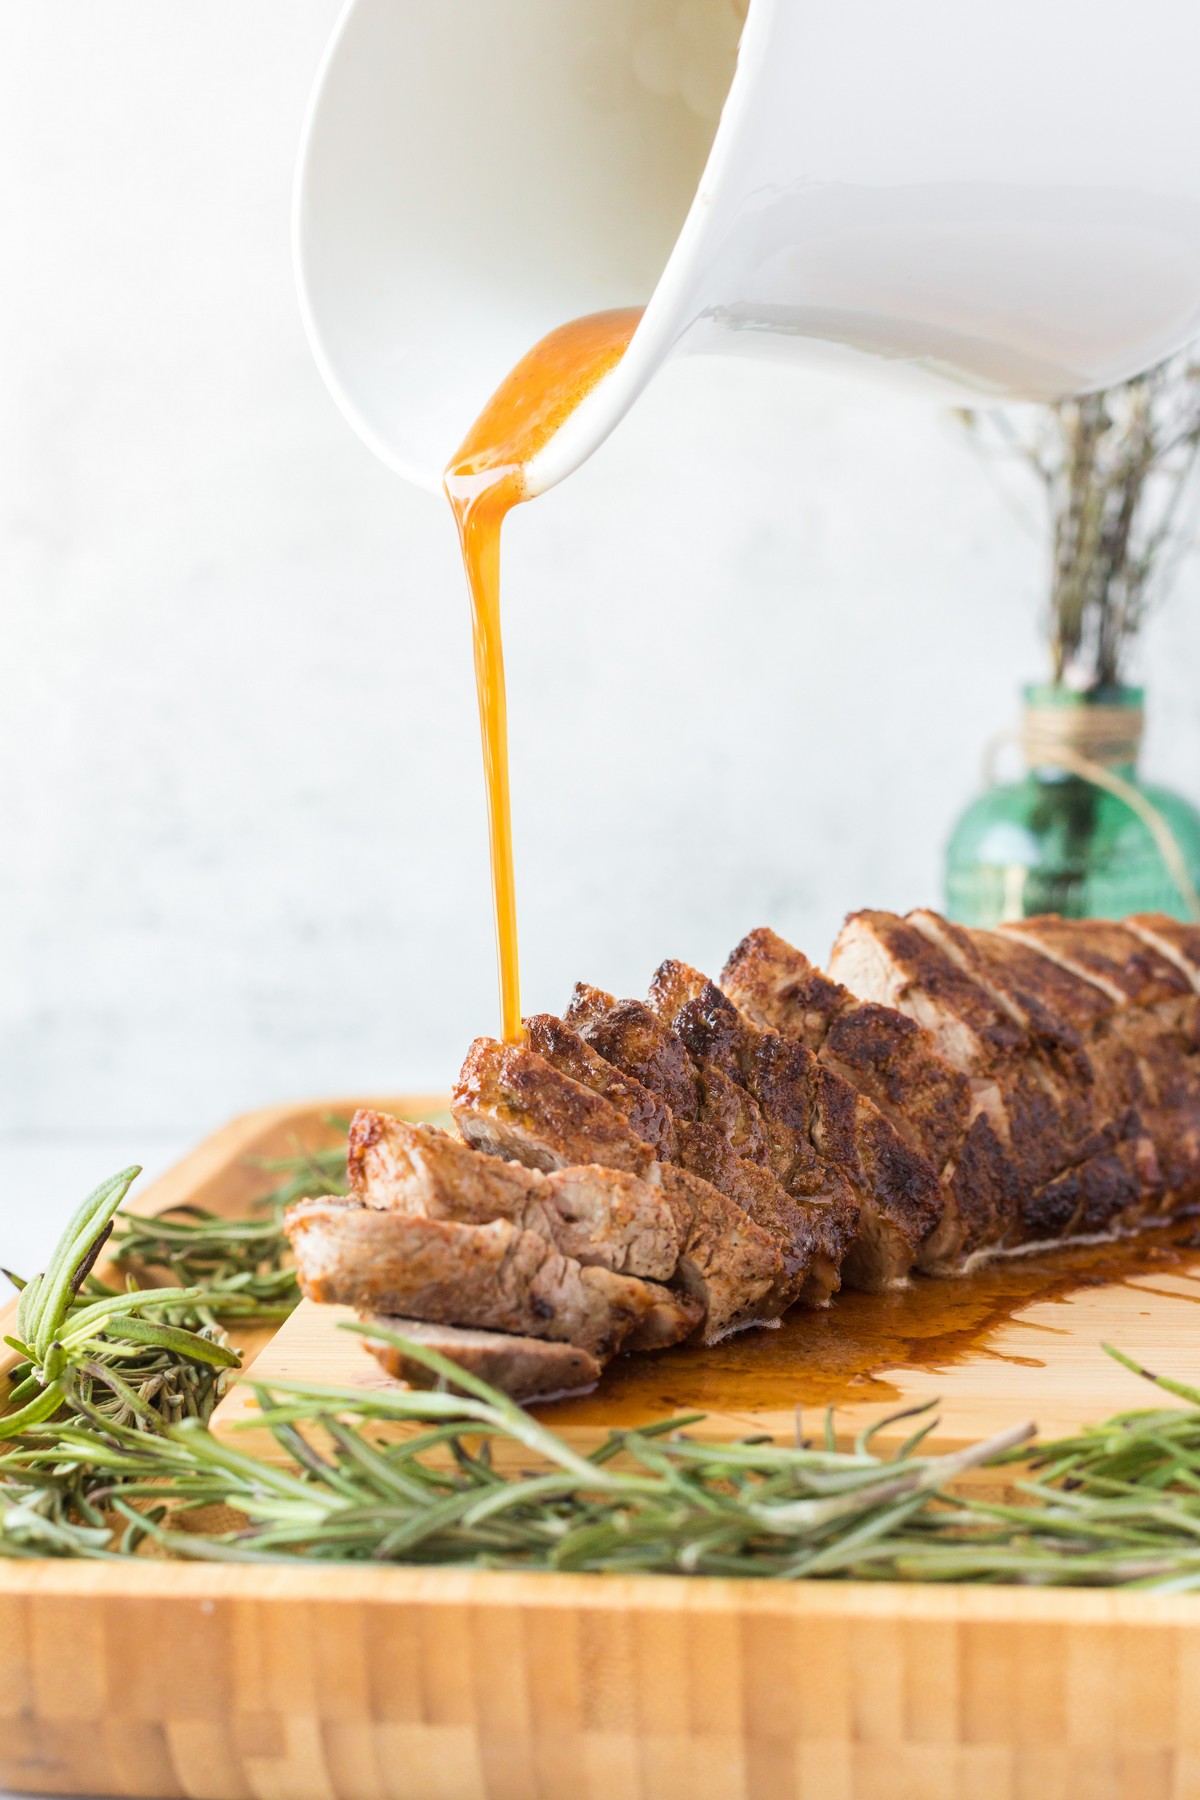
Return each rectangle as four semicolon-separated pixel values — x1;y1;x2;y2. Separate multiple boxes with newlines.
829;909;1028;1076
539;1166;681;1280
566;987;701;1115
359;1317;603;1402
673;1118;849;1307
569;985;773;1165
901;911;1177;1243
828;909;1039;1261
909;910;1176;1249
654;1162;786;1338
649;960;942;1290
563;979;617;1032
1011;1144;1143;1248
284;1198;653;1360
543;1009;831;1318
934;1112;1022;1268
453;1039;655;1178
347;1109;679;1279
722;927;972;1175
932;916;1183;1218
1009;916;1194;1008
721;925;847;1048
348;1108;540;1212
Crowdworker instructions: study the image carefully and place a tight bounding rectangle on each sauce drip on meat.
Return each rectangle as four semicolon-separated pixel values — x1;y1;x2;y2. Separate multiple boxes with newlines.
445;308;643;1042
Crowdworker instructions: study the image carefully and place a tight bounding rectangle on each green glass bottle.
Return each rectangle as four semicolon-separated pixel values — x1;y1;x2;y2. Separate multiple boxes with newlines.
945;685;1200;926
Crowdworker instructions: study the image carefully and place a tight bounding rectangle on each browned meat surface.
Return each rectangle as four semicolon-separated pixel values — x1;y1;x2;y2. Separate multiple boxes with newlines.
557;993;849;1303
349;1107;536;1213
292;913;1200;1404
829;908;1200;1263
673;1118;851;1306
453;1039;655;1177
1000;916;1199;1204
565;986;701;1115
285;1197;655;1360
722;926;970;1175
829;909;1074;1259
523;1014;678;1157
647;959;942;1290
830;909;1028;1078
1018;1148;1142;1244
539;1165;682;1279
359;1316;602;1401
908;910;1113;1186
1013;916;1195;1007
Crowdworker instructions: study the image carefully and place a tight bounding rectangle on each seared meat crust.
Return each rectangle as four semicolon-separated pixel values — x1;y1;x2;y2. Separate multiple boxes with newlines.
453;1039;655;1177
647;959;941;1290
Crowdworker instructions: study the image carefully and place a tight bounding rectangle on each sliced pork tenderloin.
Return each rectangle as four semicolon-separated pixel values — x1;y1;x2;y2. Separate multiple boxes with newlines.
523;1014;679;1157
916;913;1171;1229
1127;915;1200;994
654;1162;792;1339
624;1282;708;1350
828;908;1171;1259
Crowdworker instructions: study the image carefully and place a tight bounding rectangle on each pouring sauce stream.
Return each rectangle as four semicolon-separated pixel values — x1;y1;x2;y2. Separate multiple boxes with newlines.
444;308;643;1041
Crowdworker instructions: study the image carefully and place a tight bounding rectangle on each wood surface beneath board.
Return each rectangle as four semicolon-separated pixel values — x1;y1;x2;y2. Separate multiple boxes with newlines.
9;1095;1200;1800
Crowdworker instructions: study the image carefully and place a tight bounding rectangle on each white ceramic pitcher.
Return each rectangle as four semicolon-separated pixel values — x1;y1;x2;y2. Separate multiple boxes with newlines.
295;0;1200;498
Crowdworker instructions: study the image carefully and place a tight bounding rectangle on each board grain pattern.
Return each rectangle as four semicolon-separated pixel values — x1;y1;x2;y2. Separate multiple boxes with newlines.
5;1095;1200;1800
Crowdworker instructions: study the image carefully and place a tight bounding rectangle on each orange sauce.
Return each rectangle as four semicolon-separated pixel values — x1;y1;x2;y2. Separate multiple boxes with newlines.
445;308;643;1041
536;1216;1200;1427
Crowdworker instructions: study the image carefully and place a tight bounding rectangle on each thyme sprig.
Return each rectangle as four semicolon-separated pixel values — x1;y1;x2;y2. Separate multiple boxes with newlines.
2;1167;237;1444
95;1128;348;1321
959;349;1200;688
106;1209;301;1321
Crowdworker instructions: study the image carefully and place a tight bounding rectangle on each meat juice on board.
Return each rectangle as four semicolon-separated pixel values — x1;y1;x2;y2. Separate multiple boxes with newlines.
444;308;643;1044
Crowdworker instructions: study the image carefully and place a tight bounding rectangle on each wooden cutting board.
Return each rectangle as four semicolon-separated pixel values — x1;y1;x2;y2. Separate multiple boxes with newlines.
213;1121;1200;1464
6;1095;1200;1800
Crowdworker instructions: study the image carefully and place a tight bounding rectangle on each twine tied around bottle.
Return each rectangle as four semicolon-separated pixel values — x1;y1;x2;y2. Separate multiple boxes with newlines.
983;702;1200;922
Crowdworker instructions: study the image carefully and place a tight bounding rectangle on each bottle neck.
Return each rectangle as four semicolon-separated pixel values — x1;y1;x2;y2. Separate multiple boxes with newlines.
1021;700;1143;780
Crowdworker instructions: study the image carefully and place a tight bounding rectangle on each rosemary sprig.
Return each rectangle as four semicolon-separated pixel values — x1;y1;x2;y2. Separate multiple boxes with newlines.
12;1163;1200;1583
105;1209;301;1321
97;1128;347;1321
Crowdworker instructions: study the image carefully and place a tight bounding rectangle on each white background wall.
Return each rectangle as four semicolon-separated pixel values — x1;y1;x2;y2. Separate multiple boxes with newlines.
4;1;1200;1280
